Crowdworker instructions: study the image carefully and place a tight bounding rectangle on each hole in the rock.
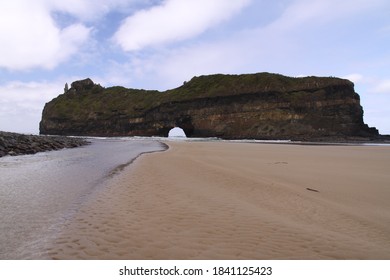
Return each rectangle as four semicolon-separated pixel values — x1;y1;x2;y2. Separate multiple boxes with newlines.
168;127;187;138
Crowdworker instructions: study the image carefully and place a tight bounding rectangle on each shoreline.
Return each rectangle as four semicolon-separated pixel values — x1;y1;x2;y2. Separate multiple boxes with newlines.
44;140;390;259
2;128;388;159
0;138;165;259
106;141;169;178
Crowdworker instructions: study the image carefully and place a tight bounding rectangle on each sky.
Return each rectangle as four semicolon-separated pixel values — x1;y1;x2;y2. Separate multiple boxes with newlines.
0;0;389;135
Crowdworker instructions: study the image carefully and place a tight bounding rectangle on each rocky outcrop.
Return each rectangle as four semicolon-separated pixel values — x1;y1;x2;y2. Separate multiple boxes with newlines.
40;73;379;141
0;131;88;157
66;78;103;94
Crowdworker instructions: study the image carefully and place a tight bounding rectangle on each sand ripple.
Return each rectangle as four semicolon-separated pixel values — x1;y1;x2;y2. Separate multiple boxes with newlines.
46;142;390;259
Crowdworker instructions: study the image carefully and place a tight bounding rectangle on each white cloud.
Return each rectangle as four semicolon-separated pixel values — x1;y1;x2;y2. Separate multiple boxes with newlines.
46;0;147;22
0;80;67;134
268;0;387;31
113;0;251;51
100;40;248;90
342;74;364;84
373;80;390;94
109;0;390;89
0;1;91;70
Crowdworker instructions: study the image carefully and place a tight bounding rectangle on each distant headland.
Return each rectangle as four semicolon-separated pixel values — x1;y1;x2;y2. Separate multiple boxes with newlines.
40;72;384;141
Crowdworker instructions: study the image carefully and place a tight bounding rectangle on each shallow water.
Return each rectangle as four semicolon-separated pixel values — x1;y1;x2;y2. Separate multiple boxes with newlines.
0;138;165;259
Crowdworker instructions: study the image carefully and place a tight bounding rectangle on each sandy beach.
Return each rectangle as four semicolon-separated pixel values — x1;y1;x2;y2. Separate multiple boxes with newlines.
46;141;390;259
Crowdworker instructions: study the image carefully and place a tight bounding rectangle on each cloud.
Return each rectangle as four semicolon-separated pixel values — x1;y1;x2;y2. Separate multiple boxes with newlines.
109;0;390;89
0;1;91;70
342;74;364;84
46;0;150;22
0;80;66;134
268;0;387;31
0;0;164;70
372;80;390;94
113;0;251;51
2;0;389;134
342;74;390;95
99;40;248;90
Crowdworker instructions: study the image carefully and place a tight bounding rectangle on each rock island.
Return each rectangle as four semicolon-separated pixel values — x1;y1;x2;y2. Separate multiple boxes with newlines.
40;72;379;141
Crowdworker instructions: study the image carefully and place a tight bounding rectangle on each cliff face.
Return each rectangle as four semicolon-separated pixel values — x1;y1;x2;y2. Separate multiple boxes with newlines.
40;73;378;140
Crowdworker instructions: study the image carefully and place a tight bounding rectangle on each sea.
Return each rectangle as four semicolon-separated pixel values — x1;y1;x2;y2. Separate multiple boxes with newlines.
0;138;166;259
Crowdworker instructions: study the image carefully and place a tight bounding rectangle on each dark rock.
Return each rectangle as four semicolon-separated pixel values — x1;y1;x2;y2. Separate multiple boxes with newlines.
67;78;103;94
0;131;88;157
71;78;94;91
40;73;382;141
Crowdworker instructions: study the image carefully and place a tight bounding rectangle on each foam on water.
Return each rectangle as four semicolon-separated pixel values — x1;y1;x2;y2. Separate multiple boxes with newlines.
0;138;165;259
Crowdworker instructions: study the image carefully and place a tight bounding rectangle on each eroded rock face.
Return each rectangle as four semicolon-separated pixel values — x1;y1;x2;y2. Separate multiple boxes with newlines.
66;78;103;94
71;78;94;91
40;73;379;140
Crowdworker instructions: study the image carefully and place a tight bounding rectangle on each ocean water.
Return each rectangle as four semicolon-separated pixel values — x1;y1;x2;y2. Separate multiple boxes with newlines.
0;138;166;259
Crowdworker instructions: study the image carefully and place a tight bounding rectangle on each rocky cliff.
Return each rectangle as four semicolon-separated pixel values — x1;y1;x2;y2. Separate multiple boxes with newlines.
40;73;379;140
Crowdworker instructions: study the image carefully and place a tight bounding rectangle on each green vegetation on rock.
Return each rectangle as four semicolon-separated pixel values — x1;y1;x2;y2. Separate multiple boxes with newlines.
40;73;378;140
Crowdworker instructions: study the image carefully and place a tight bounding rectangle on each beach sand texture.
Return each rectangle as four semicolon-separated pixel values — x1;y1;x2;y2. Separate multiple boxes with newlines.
46;141;390;259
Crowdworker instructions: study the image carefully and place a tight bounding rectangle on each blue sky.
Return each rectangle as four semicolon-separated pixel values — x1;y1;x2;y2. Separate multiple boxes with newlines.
0;0;389;134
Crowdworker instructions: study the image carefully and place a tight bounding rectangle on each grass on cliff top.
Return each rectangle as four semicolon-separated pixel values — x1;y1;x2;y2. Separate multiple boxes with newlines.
167;72;352;99
46;72;352;119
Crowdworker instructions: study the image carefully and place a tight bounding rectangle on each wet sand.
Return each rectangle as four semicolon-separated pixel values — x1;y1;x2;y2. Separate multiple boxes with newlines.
46;141;390;259
0;138;165;259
